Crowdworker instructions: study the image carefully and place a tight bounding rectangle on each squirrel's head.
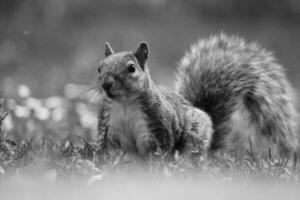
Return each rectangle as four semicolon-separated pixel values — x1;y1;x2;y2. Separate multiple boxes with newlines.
98;42;150;102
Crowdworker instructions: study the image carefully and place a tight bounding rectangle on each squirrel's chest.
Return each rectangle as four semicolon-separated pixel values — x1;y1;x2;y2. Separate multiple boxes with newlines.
108;102;152;154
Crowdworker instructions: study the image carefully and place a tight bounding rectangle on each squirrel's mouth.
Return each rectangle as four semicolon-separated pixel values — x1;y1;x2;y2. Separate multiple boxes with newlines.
105;90;117;99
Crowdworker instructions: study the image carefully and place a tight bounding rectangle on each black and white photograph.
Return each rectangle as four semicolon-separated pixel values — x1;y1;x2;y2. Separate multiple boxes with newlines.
0;1;300;199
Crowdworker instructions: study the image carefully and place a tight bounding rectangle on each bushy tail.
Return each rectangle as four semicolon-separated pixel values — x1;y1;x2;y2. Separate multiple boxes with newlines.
175;34;299;156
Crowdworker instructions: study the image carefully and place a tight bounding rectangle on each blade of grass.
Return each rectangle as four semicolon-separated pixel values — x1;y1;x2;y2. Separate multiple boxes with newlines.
293;152;297;170
248;136;256;162
0;99;8;137
268;147;273;162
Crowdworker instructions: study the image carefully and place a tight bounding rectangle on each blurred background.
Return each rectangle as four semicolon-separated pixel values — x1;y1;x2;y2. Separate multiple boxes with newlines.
0;0;300;143
0;0;300;97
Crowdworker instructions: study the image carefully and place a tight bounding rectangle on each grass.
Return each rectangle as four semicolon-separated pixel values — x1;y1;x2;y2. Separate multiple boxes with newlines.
0;84;300;200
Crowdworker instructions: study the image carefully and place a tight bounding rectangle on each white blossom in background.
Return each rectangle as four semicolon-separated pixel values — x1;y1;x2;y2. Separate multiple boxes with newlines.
18;84;31;98
35;106;50;120
45;96;64;109
75;102;97;128
25;97;42;110
14;105;30;118
51;107;65;122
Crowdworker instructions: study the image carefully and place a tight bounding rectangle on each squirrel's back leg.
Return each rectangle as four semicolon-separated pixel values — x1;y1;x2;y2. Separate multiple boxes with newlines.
243;89;299;158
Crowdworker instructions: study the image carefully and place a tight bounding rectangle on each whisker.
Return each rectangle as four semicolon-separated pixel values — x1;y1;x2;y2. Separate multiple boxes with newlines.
82;85;104;104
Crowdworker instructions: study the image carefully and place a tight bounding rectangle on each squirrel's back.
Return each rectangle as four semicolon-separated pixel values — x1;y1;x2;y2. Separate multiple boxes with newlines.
175;33;299;156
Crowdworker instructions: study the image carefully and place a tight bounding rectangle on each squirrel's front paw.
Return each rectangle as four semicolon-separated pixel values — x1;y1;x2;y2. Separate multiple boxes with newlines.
184;108;213;158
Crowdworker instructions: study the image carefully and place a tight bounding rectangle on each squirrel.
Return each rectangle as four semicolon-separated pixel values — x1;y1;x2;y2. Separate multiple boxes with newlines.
96;33;299;161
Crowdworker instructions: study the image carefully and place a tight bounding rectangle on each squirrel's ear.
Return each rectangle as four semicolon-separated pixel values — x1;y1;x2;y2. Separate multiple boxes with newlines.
135;42;149;70
105;42;114;57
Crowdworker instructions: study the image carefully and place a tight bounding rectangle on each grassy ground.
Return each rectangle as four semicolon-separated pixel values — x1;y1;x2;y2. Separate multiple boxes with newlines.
0;84;300;200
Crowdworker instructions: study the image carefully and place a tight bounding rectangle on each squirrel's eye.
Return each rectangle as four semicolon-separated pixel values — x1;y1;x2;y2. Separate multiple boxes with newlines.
127;64;136;73
98;67;101;73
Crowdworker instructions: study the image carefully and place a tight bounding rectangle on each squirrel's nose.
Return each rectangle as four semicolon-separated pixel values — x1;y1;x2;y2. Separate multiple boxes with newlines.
102;78;113;91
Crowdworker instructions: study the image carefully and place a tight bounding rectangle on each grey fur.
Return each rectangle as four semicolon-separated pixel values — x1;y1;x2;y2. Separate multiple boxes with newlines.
175;33;299;156
137;83;212;156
